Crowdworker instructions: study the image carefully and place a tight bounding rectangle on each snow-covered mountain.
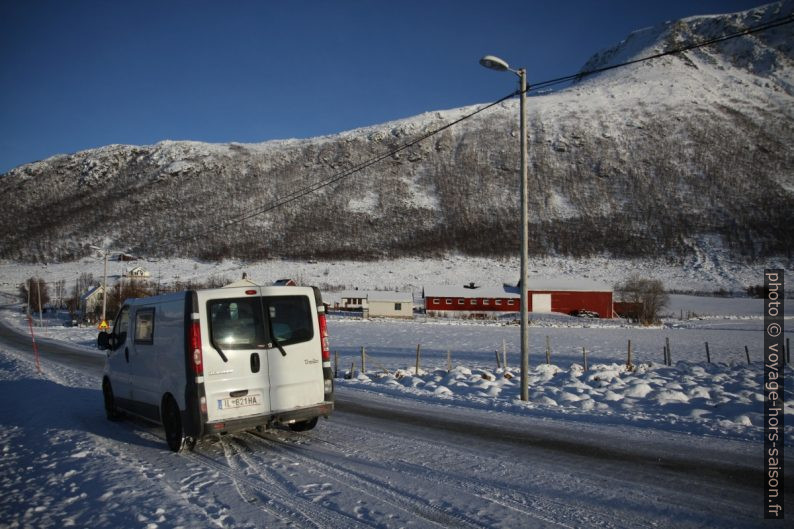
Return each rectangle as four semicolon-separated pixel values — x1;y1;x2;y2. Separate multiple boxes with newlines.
2;1;792;263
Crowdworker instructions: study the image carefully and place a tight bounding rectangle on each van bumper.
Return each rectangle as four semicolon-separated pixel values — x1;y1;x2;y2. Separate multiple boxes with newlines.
202;401;334;435
272;401;334;426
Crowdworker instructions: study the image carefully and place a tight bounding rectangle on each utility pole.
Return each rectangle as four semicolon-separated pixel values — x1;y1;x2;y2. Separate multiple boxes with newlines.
480;54;530;401
75;277;79;320
102;249;108;324
90;245;110;330
36;278;43;327
518;65;529;401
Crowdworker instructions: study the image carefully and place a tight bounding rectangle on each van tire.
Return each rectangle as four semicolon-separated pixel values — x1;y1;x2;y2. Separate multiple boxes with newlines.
163;396;193;453
288;417;318;432
102;378;121;421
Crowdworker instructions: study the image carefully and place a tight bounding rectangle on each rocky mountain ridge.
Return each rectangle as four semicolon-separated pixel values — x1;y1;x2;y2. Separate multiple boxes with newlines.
2;1;792;264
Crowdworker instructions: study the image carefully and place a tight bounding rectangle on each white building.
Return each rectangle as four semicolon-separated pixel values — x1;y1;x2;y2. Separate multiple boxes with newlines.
80;285;106;318
126;266;150;279
337;290;413;318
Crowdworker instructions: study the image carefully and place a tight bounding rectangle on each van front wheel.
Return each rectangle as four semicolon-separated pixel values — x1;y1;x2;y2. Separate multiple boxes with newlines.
288;417;318;432
162;397;194;453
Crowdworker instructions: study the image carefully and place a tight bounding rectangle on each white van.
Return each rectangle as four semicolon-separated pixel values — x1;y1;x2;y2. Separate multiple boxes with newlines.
98;285;333;452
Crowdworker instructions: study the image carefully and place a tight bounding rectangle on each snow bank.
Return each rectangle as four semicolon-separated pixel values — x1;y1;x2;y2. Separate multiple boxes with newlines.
339;360;794;444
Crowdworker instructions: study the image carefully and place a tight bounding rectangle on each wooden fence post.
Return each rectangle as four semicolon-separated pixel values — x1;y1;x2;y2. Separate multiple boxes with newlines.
745;346;750;365
361;346;366;375
494;350;501;370
627;339;633;370
705;342;710;364
334;352;339;378
546;336;551;365
502;339;507;369
665;337;671;366
415;344;421;375
582;347;588;372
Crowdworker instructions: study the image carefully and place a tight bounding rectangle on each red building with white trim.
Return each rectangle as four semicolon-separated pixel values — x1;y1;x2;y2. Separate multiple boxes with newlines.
423;281;613;318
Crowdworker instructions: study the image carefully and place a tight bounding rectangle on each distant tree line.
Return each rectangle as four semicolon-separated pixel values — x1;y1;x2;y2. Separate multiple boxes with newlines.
17;273;233;323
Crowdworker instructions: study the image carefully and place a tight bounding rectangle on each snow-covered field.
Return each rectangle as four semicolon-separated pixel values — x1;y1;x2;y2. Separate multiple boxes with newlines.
1;257;792;527
1;254;790;298
2;287;791;446
0;336;778;529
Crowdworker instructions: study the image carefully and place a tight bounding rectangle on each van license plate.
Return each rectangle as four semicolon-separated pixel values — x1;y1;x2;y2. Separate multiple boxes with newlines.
218;394;261;410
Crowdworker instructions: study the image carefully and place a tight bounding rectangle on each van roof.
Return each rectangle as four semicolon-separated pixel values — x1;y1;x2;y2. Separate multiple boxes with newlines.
122;285;317;308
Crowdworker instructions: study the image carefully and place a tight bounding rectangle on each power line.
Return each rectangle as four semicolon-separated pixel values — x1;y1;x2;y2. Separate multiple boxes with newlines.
529;12;794;92
52;10;772;258
165;91;518;246
25;10;791;288
166;11;793;249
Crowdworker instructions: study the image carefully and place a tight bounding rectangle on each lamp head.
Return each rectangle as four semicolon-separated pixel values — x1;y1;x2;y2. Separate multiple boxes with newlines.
479;55;510;72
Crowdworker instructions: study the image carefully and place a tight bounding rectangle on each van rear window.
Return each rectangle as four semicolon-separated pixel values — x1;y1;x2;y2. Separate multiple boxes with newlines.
267;296;313;346
208;298;268;350
207;296;313;350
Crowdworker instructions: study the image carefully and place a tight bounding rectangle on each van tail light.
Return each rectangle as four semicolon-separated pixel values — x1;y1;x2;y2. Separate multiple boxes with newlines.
189;320;203;376
318;312;330;362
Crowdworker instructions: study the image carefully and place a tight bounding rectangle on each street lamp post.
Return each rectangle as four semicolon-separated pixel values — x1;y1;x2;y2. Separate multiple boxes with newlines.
90;245;109;326
480;55;530;401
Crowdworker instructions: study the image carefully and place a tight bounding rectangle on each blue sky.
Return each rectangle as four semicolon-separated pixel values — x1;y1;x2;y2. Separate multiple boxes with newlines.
0;0;764;173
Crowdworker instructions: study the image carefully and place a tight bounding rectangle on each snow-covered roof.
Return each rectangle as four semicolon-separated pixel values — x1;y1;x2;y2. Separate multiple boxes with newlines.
424;279;612;299
80;285;104;301
368;291;413;303
223;278;259;288
338;290;413;303
423;285;519;299
522;278;612;292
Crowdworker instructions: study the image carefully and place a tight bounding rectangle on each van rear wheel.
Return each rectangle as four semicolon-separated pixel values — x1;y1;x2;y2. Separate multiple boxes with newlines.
288;417;318;432
102;379;121;421
163;397;194;452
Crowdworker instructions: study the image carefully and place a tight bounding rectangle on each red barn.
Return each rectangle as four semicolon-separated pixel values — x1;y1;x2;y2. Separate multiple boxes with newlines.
423;280;613;318
423;284;520;318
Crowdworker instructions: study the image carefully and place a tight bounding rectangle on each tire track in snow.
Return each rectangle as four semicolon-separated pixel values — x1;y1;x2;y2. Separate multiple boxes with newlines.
83;426;241;528
245;430;487;529
218;437;263;505
116;426;298;527
260;426;660;529
251;428;617;529
189;437;371;529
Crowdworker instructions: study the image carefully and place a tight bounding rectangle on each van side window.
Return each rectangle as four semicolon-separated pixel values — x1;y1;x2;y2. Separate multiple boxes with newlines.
134;308;155;344
267;296;313;346
113;306;130;345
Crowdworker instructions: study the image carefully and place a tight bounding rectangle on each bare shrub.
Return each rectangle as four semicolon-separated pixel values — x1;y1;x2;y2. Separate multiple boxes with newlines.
614;273;669;325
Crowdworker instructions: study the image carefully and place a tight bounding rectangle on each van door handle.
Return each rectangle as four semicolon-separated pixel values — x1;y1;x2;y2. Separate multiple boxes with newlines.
124;348;129;363
250;352;260;373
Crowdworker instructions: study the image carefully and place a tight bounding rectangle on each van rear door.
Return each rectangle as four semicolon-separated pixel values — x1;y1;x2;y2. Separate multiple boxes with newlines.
197;287;272;424
261;288;325;412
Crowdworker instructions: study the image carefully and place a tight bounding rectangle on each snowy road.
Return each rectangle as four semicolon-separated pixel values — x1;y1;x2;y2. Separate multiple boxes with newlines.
0;317;786;528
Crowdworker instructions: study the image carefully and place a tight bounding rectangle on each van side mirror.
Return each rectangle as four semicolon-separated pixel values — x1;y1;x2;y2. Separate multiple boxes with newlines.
97;332;110;350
